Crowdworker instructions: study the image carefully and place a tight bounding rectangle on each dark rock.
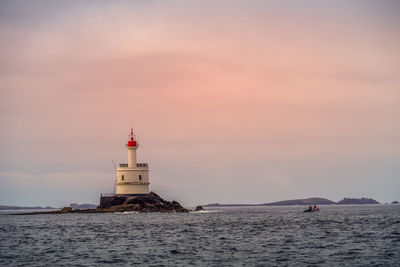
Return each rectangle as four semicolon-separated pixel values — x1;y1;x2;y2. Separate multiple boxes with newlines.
60;207;72;213
98;191;189;213
70;203;97;210
99;195;127;209
195;205;204;211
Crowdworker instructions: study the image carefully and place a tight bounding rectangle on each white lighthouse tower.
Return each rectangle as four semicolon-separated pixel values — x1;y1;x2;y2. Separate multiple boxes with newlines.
116;128;150;195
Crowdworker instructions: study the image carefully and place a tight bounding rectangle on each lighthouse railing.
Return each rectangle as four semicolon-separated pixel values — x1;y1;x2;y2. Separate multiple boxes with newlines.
119;163;148;168
136;163;148;167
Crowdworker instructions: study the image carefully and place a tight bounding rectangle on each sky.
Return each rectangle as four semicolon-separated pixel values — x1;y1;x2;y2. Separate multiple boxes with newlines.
0;0;399;207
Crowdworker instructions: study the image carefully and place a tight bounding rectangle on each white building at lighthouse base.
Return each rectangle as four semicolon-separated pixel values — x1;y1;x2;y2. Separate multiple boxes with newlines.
116;163;149;195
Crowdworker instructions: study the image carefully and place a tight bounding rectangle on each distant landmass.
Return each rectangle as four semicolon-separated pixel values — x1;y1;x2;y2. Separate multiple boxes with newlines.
2;197;387;211
1;203;99;210
205;203;257;207
205;197;381;207
262;197;336;206
1;203;97;211
337;198;380;205
391;201;399;204
0;205;55;210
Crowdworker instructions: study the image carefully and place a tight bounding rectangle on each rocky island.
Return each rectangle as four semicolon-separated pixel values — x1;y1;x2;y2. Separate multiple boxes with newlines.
98;192;189;213
262;197;336;206
17;192;190;215
337;197;380;205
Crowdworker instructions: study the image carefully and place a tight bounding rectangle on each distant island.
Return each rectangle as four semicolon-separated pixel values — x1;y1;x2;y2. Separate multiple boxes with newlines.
0;205;55;210
205;197;382;207
1;203;98;211
262;197;336;206
337;197;380;205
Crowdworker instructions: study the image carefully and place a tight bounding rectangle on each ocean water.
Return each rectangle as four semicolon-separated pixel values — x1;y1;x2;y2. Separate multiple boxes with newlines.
1;205;399;266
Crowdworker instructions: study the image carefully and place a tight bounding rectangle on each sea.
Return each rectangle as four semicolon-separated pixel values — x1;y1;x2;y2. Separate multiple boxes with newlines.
0;205;399;266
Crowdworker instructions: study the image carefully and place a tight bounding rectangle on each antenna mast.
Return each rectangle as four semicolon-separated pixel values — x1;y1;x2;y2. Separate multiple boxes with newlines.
112;160;117;194
112;160;117;170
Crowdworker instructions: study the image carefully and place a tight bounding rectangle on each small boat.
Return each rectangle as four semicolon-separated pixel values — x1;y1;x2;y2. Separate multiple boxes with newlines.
304;205;319;212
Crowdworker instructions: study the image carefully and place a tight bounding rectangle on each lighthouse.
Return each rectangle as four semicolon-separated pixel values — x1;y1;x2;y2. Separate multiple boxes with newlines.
116;128;150;195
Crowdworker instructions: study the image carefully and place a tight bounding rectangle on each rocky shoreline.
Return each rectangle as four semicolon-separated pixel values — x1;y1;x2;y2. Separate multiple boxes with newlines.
17;192;190;215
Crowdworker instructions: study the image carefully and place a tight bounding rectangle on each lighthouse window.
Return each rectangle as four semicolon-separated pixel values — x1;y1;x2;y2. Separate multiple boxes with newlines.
139;175;142;181
121;175;124;181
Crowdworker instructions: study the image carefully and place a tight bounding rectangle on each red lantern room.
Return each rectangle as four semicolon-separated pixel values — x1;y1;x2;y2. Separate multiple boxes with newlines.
127;128;138;147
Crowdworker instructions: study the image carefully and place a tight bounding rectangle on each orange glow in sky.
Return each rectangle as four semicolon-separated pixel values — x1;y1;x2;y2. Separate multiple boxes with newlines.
0;1;399;206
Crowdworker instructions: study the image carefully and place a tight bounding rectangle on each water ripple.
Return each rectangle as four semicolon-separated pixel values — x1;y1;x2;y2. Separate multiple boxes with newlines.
1;205;400;266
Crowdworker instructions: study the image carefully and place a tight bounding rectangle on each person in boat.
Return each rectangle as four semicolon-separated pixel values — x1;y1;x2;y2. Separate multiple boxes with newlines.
307;206;313;212
313;205;319;211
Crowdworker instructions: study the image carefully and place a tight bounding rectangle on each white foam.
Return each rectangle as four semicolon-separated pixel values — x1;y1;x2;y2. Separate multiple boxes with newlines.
114;211;139;214
190;210;219;214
